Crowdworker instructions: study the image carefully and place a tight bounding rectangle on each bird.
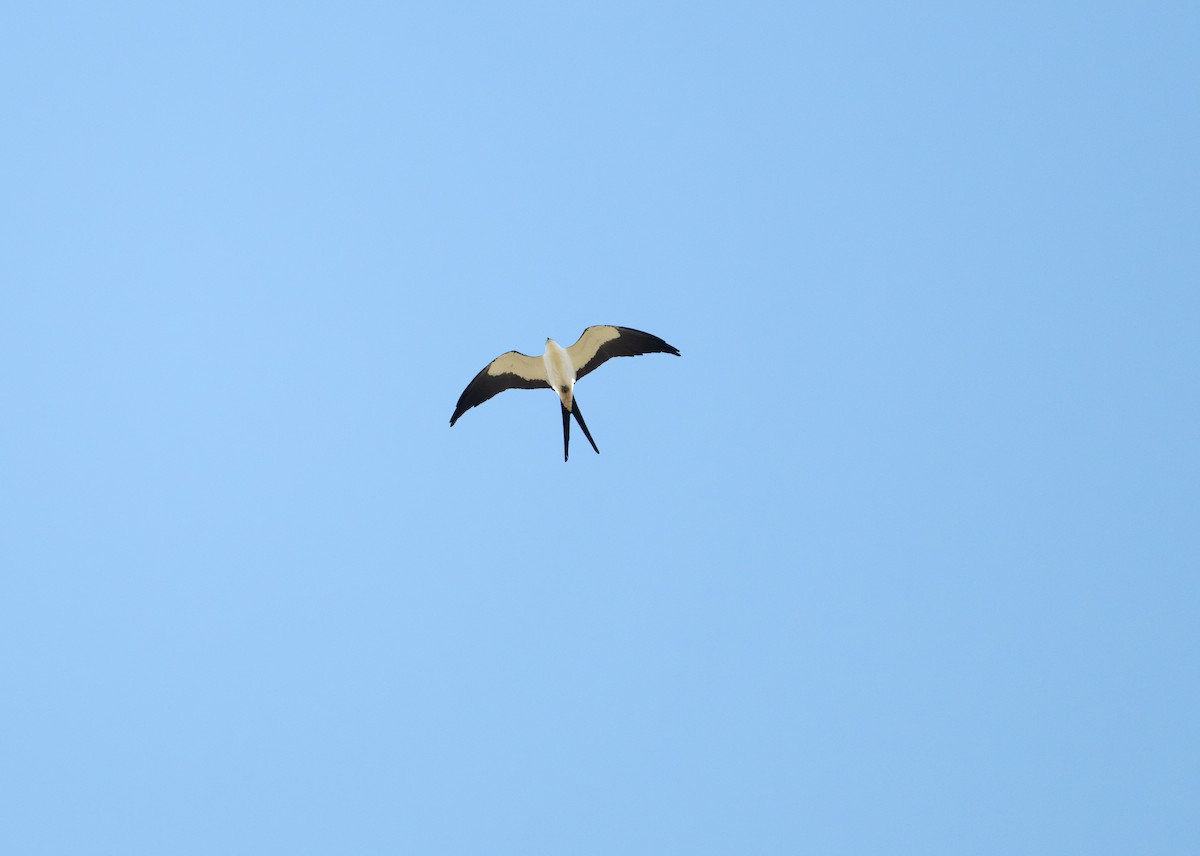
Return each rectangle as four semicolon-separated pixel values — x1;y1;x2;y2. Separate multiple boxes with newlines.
450;325;681;461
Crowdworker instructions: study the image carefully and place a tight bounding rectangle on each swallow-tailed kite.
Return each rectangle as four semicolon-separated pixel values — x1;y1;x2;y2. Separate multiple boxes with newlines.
450;325;681;461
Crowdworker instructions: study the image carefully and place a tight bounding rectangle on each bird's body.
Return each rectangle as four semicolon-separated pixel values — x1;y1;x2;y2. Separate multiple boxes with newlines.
543;338;575;406
450;325;680;460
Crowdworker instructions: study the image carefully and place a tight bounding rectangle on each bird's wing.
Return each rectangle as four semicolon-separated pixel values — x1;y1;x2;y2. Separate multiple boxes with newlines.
567;326;681;382
450;351;549;425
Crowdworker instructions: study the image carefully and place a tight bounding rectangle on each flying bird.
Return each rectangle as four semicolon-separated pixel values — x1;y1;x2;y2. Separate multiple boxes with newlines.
450;325;681;461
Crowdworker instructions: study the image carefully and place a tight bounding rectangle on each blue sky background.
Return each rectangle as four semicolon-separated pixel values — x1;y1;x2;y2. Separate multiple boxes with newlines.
2;2;1197;853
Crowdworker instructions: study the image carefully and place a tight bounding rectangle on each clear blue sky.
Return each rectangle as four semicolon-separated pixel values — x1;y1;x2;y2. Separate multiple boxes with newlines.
2;2;1197;853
